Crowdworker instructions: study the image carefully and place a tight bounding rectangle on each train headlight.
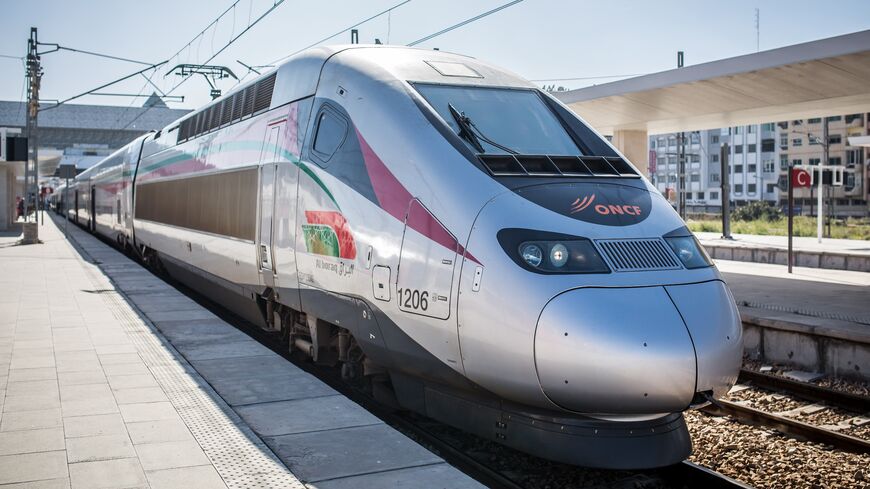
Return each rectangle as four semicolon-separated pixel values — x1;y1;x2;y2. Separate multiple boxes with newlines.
520;243;544;267
498;229;610;274
664;236;712;269
549;243;568;268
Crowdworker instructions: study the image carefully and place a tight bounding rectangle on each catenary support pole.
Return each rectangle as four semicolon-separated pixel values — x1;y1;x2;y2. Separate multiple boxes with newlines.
25;27;41;240
720;142;731;239
818;118;827;243
678;132;686;219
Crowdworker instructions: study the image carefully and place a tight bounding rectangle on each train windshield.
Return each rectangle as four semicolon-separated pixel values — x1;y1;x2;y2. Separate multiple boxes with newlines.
414;84;581;156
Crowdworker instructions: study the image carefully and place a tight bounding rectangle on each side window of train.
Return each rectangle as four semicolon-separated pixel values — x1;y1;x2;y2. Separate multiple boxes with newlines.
310;105;348;167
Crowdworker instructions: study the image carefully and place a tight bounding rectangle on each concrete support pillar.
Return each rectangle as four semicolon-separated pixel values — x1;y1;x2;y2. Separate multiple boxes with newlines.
611;129;649;177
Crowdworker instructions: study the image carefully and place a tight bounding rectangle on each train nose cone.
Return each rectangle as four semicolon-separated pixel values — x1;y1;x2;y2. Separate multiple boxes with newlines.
535;285;734;414
665;281;743;399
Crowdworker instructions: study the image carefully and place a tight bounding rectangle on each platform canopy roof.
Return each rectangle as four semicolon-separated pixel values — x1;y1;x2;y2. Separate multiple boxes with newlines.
554;30;870;135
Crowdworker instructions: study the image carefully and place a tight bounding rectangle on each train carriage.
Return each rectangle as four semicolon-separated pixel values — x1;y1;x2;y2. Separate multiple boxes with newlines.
71;45;742;469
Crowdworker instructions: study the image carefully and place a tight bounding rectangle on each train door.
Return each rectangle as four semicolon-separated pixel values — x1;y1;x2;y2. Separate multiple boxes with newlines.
393;199;464;368
273;159;301;309
74;190;79;223
396;199;458;321
257;122;283;289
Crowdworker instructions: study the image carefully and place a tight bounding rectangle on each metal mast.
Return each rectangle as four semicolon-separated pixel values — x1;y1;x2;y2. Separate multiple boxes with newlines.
25;27;42;233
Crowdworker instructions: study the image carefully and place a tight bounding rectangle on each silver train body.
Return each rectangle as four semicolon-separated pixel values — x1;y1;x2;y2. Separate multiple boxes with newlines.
56;46;742;469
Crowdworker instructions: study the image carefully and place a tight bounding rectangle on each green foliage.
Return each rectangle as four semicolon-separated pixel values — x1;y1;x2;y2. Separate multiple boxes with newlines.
687;216;870;240
730;201;783;222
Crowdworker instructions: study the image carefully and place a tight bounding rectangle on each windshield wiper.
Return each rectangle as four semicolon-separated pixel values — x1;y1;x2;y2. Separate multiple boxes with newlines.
447;103;518;155
448;103;485;153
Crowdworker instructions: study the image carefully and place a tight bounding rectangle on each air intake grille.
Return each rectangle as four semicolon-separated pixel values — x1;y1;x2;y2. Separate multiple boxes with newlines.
596;238;681;272
478;154;639;178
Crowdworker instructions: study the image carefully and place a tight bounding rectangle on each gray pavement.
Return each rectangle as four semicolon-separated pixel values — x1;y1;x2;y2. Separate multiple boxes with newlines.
0;215;483;489
717;259;870;339
696;232;870;256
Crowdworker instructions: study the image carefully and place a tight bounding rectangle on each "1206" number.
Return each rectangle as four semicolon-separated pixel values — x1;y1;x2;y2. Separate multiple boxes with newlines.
398;288;429;311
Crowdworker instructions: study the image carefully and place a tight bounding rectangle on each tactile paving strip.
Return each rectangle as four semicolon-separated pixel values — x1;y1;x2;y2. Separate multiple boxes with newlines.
70;233;305;489
737;300;870;326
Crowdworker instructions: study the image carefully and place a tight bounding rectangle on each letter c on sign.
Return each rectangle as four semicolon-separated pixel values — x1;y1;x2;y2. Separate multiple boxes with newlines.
795;169;811;187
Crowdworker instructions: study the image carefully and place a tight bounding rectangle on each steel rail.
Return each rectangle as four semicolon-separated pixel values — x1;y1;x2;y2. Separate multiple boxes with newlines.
738;369;870;413
661;461;755;489
701;399;870;455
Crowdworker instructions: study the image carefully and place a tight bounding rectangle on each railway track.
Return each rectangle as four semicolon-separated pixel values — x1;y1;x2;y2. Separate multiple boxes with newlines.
74;226;763;488
86;231;866;487
83;244;764;487
738;369;869;412
698;369;870;456
133;252;749;489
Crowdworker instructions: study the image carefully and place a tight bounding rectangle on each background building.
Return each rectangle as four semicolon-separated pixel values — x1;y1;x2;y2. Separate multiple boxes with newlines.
0;95;190;230
777;115;868;217
649;113;869;216
0;95;190;172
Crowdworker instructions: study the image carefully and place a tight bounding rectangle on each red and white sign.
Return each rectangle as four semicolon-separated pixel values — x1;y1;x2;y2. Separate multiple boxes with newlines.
792;168;811;188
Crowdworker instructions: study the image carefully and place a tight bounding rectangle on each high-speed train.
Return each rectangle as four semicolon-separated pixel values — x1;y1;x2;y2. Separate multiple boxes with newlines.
57;45;742;469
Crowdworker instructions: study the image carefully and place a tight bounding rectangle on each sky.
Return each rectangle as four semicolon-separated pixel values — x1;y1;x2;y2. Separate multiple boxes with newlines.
1;0;869;115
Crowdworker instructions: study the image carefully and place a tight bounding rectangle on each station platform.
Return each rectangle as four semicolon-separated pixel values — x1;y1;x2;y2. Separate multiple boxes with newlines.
717;259;870;380
0;215;482;489
719;259;870;334
696;232;870;272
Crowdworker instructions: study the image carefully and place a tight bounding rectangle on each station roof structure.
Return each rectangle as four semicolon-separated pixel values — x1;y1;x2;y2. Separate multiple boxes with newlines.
0;97;190;175
0;98;188;132
554;30;870;135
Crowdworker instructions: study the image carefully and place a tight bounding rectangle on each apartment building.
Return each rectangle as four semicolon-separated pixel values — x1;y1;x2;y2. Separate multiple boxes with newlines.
776;115;868;217
649;113;869;216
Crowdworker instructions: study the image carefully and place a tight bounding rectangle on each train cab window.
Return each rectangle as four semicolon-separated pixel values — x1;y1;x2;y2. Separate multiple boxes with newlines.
311;108;348;164
413;83;582;156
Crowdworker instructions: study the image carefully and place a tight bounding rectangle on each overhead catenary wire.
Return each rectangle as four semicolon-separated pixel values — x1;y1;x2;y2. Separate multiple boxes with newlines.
140;73;169;97
406;0;524;47
110;0;246;128
37;44;156;66
265;0;412;67
39;61;167;112
167;0;287;96
120;0;288;130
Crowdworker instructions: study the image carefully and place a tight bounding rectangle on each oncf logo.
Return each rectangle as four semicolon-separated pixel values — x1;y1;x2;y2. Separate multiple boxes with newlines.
517;182;652;227
570;195;596;213
571;195;643;216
